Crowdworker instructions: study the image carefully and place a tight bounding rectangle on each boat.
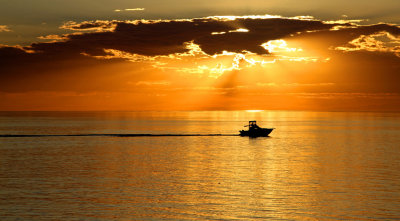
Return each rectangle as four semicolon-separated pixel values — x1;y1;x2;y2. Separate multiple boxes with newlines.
239;121;274;137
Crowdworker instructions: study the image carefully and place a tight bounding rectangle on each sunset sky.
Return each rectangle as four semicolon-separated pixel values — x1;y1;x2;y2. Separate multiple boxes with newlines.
1;0;399;111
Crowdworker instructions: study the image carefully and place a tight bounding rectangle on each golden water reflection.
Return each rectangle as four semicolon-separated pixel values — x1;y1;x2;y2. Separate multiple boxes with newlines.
1;111;400;219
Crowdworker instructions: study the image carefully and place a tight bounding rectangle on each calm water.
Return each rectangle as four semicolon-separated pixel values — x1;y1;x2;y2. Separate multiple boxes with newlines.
1;111;400;220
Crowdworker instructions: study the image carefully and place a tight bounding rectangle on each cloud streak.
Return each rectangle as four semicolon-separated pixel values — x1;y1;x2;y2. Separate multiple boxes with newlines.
114;8;145;12
0;25;11;32
60;20;117;31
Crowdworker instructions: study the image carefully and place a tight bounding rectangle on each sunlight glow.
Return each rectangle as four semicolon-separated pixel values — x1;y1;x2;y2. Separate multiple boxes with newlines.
229;28;249;33
261;40;303;53
211;31;226;35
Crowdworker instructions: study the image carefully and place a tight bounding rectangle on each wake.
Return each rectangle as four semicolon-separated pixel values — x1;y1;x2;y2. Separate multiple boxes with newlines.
0;133;239;138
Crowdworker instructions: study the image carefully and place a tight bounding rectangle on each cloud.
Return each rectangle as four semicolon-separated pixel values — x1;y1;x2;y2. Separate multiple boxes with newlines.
261;40;302;53
114;8;145;12
60;20;117;31
38;34;68;42
296;23;400;50
1;17;397;61
228;28;249;33
0;25;11;32
50;16;340;56
211;31;226;35
0;15;399;97
335;31;400;57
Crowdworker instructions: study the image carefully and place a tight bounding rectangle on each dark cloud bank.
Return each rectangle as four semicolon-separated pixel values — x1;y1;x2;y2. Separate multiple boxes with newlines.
0;16;399;93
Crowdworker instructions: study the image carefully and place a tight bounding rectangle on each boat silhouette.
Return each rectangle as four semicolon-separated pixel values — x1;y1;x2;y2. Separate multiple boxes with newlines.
239;121;274;137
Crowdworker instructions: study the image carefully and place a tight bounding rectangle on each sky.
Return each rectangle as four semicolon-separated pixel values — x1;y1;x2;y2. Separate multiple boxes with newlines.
0;0;399;111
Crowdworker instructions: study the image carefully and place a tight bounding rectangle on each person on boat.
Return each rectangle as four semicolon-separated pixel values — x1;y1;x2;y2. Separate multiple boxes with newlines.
249;121;260;130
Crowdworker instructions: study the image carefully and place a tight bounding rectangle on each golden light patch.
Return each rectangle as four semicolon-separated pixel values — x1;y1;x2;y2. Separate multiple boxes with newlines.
261;39;303;53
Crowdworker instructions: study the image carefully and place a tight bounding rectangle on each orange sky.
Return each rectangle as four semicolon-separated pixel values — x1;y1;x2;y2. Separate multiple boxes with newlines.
0;15;399;111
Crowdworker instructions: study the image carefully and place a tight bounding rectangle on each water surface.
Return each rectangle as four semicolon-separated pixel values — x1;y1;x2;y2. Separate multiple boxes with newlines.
1;111;399;220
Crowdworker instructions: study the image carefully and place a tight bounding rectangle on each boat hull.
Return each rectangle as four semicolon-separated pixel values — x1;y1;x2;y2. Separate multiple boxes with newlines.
239;128;273;137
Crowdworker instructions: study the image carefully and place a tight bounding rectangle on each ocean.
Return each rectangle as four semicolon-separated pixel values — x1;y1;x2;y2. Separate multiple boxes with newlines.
1;111;399;220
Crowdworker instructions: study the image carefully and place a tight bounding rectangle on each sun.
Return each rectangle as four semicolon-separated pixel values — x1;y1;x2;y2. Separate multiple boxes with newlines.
245;110;264;112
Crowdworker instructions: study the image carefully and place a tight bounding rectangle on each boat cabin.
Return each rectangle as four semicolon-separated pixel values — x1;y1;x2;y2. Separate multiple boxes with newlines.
248;121;260;129
240;120;274;137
